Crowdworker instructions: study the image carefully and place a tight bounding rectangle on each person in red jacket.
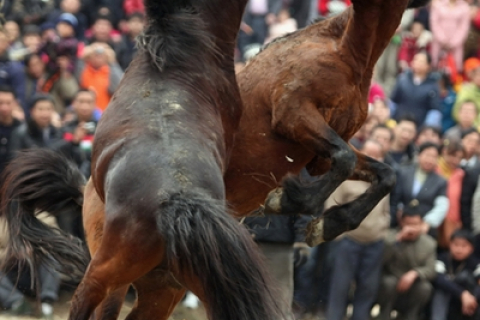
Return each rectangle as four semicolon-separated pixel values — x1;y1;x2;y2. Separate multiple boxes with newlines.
123;0;145;16
398;20;432;72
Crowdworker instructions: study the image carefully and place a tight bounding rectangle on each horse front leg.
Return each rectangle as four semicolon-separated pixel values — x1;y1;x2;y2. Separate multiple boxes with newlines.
264;104;357;216
306;149;395;246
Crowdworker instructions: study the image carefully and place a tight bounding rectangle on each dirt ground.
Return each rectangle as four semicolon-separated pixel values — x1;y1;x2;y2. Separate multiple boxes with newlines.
0;289;209;320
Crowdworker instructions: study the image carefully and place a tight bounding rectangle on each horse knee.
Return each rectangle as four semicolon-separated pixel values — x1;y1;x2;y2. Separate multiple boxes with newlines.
331;148;357;178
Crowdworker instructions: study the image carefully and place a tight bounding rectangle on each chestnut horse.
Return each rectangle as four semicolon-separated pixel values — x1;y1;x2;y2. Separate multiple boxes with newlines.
0;1;284;320
225;0;431;247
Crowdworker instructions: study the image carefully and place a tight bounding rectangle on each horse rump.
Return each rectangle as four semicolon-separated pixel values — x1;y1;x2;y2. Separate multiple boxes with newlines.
0;149;88;282
157;193;285;320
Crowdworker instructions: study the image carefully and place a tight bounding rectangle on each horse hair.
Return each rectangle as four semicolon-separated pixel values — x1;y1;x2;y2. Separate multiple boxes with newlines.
138;0;220;72
156;193;285;320
0;149;89;284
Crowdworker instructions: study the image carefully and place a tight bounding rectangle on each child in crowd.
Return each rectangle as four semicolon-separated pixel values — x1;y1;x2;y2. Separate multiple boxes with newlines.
431;230;480;320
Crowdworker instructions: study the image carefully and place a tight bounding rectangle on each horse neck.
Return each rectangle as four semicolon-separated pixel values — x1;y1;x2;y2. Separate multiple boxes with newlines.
331;1;410;92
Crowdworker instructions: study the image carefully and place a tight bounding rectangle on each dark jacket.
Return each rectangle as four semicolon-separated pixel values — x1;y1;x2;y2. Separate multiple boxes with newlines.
243;214;312;244
391;70;441;128
390;164;447;227
116;35;137;71
60;118;97;178
0;54;26;111
10;120;65;153
434;252;480;299
461;163;480;232
0;118;21;179
9;0;54;25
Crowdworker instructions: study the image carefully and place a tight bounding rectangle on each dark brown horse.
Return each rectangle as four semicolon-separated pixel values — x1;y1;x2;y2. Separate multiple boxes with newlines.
0;1;285;320
225;0;431;247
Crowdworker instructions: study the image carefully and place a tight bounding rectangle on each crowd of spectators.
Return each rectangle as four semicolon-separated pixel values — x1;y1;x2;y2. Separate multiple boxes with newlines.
1;0;480;320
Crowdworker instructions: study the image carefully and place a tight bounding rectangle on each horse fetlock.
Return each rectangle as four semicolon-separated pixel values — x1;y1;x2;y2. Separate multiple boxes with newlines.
306;218;325;247
332;148;357;177
263;188;284;214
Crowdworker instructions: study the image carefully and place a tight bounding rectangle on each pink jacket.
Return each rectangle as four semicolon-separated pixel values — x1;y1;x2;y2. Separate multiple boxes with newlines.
430;0;470;49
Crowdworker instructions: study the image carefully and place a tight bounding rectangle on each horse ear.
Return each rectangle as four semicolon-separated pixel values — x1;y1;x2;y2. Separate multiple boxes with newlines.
407;0;431;9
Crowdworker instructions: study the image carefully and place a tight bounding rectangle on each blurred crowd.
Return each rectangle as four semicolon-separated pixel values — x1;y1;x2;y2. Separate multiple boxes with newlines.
0;0;479;320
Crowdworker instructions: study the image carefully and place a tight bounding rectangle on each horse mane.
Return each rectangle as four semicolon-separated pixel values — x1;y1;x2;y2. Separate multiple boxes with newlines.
138;0;220;72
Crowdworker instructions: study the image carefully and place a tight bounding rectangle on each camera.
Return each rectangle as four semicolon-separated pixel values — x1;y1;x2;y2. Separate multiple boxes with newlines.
83;122;96;135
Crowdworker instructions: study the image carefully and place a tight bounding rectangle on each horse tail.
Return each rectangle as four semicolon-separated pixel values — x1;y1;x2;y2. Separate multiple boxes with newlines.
157;194;285;320
0;149;88;280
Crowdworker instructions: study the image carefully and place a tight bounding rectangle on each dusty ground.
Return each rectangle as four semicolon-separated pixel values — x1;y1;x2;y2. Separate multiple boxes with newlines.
0;289;209;320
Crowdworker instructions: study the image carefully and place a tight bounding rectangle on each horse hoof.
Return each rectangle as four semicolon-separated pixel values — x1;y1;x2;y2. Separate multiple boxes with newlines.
306;218;325;247
264;188;283;214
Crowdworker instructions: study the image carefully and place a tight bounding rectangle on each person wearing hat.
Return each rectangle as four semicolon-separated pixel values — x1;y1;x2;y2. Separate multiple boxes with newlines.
431;229;480;320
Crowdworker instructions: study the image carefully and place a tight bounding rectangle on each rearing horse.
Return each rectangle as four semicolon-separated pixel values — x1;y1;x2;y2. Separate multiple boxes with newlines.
0;1;284;320
225;0;431;247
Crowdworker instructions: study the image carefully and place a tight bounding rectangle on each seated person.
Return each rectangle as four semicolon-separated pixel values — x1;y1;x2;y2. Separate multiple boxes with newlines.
431;229;480;320
0;214;60;319
377;207;436;320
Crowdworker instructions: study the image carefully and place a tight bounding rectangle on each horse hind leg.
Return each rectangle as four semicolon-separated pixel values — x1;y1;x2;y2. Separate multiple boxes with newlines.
89;286;129;320
68;215;163;320
264;106;357;216
126;270;186;320
306;149;395;246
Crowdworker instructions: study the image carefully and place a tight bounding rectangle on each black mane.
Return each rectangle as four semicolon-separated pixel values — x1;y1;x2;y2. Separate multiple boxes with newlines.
138;0;219;72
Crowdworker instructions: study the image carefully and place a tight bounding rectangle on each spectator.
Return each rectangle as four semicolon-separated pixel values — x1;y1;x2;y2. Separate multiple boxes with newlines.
460;128;480;169
350;114;379;150
445;100;478;141
430;0;471;73
84;13;119;48
398;19;432;72
116;12;144;71
0;30;26;113
436;139;465;248
377;207;436;320
123;0;145;16
24;54;46;111
326;140;390;320
439;72;457;133
454;66;480;124
76;43;123;111
369;80;386;104
237;0;283;61
4;20;22;52
391;51;441;128
21;25;42;55
318;0;351;17
10;0;55;26
370;99;395;127
0;86;21;179
48;0;88;41
415;125;442;147
370;124;397;170
264;8;297;44
390;142;448;236
431;229;480;320
388;115;417;165
10;94;63;152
